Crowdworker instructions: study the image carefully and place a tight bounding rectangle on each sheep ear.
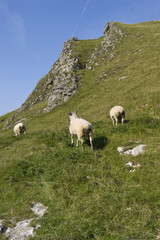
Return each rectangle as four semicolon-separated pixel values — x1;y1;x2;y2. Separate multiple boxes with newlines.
75;111;78;114
68;112;72;116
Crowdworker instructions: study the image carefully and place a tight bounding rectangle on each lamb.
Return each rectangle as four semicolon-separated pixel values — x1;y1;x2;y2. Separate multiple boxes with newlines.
13;123;26;136
109;106;125;126
68;112;93;151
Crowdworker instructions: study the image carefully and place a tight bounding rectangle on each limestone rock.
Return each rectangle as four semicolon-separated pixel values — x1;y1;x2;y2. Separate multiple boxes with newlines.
3;22;125;128
1;203;47;240
89;21;124;64
118;145;146;156
30;202;47;218
6;219;34;240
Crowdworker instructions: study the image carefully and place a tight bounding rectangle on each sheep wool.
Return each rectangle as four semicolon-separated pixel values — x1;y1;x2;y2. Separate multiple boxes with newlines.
68;112;93;151
14;123;26;136
109;106;125;126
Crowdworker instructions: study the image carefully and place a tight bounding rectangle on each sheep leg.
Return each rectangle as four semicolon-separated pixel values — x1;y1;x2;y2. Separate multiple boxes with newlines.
112;117;115;126
89;136;94;151
71;134;74;147
122;117;124;124
80;138;84;151
76;138;79;148
115;118;118;126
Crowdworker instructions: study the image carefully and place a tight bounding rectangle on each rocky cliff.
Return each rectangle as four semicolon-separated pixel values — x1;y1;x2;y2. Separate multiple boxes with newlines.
3;22;124;129
23;21;124;113
22;37;83;113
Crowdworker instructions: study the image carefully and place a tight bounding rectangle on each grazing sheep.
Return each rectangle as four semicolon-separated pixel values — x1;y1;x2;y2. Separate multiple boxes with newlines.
14;123;26;136
68;112;93;151
109;106;125;126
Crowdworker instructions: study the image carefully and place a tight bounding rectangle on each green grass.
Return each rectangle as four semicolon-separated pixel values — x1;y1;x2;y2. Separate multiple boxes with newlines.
0;21;160;239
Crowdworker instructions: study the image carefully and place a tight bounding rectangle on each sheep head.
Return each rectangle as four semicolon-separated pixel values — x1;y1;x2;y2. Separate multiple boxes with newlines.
68;112;77;121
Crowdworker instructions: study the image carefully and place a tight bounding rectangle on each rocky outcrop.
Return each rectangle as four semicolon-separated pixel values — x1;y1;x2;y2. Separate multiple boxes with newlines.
89;21;124;64
3;37;81;128
22;22;124;114
23;37;81;113
43;37;82;112
3;22;125;129
117;144;146;156
103;21;124;46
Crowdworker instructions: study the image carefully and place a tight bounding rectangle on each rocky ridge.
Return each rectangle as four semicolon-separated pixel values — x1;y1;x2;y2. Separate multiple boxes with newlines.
23;37;83;113
3;22;124;129
3;37;81;129
25;21;124;114
88;21;124;64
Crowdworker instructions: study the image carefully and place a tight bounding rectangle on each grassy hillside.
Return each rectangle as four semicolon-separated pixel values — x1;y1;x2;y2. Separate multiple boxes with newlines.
0;21;160;239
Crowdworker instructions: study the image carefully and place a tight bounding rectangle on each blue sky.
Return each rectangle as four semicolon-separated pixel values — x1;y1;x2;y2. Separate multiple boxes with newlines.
0;0;159;116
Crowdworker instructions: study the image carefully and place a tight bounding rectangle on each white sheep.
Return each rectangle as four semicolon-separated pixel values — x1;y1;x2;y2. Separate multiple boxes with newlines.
13;123;26;136
68;112;93;151
109;106;125;126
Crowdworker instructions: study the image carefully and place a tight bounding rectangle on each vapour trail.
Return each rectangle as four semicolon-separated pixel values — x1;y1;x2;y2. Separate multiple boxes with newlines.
71;0;90;37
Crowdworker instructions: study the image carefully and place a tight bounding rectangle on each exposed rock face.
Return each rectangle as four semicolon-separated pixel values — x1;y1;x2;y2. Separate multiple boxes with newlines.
44;37;83;112
3;37;81;128
21;22;124;114
89;21;124;64
23;37;81;113
42;23;124;111
103;21;124;42
3;22;124;129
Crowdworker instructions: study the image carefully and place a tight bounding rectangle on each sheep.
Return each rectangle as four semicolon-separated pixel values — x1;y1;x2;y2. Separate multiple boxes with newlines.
68;112;93;151
13;123;26;136
109;106;125;126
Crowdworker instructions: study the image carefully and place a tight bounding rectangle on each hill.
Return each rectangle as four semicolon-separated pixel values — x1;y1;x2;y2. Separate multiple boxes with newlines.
0;21;160;239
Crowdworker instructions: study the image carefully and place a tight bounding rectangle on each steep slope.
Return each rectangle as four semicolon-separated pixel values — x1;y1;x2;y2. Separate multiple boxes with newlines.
0;21;160;239
21;21;124;113
2;21;124;129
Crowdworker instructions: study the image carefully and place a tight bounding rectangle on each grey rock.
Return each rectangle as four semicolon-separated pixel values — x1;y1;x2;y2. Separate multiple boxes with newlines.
125;161;141;172
6;219;34;240
118;145;146;156
3;22;125;128
5;203;47;240
118;75;128;81
89;21;124;64
42;37;81;112
30;202;47;218
125;162;141;168
3;37;81;127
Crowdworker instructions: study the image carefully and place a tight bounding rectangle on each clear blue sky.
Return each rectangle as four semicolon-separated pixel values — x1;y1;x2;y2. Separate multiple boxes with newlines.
0;0;159;116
